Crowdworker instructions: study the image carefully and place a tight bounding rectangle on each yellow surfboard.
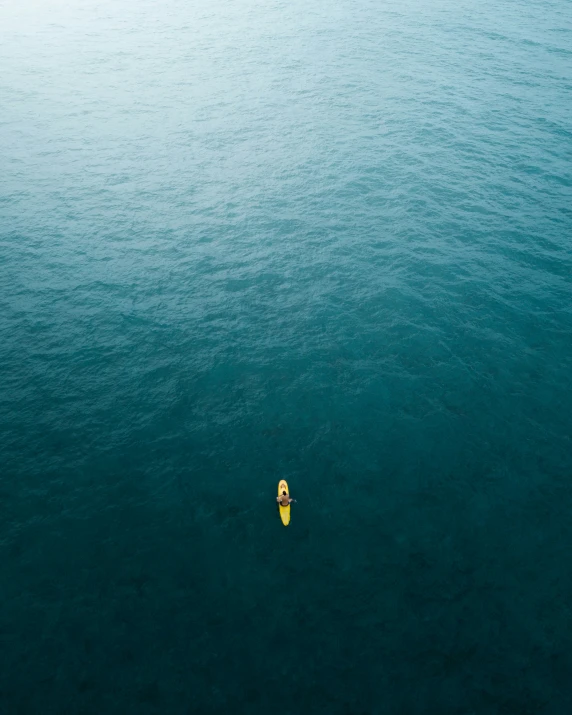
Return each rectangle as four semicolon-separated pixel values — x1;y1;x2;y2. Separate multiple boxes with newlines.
278;479;290;526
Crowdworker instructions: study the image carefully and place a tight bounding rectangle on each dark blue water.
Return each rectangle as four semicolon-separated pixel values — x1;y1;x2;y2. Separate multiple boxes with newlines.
2;0;572;712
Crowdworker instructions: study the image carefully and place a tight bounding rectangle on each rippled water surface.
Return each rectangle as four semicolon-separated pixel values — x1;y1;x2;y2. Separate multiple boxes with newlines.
1;0;572;712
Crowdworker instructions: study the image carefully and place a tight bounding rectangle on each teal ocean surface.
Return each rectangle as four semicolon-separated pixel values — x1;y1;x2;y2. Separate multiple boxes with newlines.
1;0;571;712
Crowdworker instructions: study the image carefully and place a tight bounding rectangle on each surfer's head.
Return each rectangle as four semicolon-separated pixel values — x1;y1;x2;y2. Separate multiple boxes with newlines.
282;490;287;496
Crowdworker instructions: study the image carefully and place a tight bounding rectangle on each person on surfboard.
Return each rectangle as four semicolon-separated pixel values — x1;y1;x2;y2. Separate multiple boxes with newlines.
276;490;296;507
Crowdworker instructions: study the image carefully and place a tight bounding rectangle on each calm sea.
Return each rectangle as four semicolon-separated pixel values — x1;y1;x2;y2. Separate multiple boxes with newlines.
1;0;571;712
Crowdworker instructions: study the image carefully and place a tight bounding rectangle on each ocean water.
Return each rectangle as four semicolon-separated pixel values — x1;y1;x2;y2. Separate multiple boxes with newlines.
1;0;571;712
